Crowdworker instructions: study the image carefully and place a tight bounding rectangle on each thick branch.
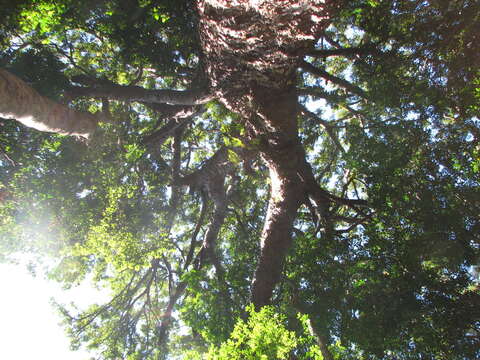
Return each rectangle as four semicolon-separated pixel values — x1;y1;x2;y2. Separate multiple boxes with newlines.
184;192;208;270
0;69;98;138
197;177;229;282
304;316;335;360
142;103;196;117
292;291;335;360
158;179;230;347
162;126;185;236
68;83;213;106
297;86;343;103
298;159;369;209
143;118;188;148
178;148;231;189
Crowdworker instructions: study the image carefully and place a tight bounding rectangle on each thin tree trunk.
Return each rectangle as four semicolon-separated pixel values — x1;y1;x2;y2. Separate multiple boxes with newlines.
0;69;98;139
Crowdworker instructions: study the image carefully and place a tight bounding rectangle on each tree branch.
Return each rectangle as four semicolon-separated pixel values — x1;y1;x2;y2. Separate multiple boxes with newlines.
299;105;346;153
297;86;344;104
178;148;231;189
307;45;379;59
0;69;98;139
67;83;213;106
142;107;205;148
300;61;368;99
184;191;208;271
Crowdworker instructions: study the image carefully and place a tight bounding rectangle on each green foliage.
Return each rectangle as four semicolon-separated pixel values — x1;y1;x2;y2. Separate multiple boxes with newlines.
1;1;479;359
205;306;298;360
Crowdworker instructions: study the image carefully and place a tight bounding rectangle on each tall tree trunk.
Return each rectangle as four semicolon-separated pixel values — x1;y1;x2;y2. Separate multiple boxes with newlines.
248;86;305;307
0;69;98;139
197;0;336;307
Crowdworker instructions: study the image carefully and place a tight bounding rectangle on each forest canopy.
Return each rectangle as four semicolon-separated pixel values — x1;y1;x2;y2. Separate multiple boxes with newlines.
0;0;479;359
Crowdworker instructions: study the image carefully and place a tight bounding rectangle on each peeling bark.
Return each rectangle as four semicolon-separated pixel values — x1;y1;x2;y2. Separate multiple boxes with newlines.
0;69;98;139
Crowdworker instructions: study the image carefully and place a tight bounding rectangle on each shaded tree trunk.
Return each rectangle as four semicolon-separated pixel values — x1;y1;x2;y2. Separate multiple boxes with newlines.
0;69;98;139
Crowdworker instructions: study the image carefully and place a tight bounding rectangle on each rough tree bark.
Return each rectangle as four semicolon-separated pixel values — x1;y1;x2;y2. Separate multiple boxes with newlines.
0;69;98;139
197;0;337;307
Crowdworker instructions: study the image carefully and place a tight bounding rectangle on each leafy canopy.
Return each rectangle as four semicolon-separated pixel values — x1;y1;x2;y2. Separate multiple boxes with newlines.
0;1;479;359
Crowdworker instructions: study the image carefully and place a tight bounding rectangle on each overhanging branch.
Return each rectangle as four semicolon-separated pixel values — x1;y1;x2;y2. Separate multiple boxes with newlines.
67;78;213;106
300;60;368;99
0;68;98;139
299;105;345;153
307;45;379;58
